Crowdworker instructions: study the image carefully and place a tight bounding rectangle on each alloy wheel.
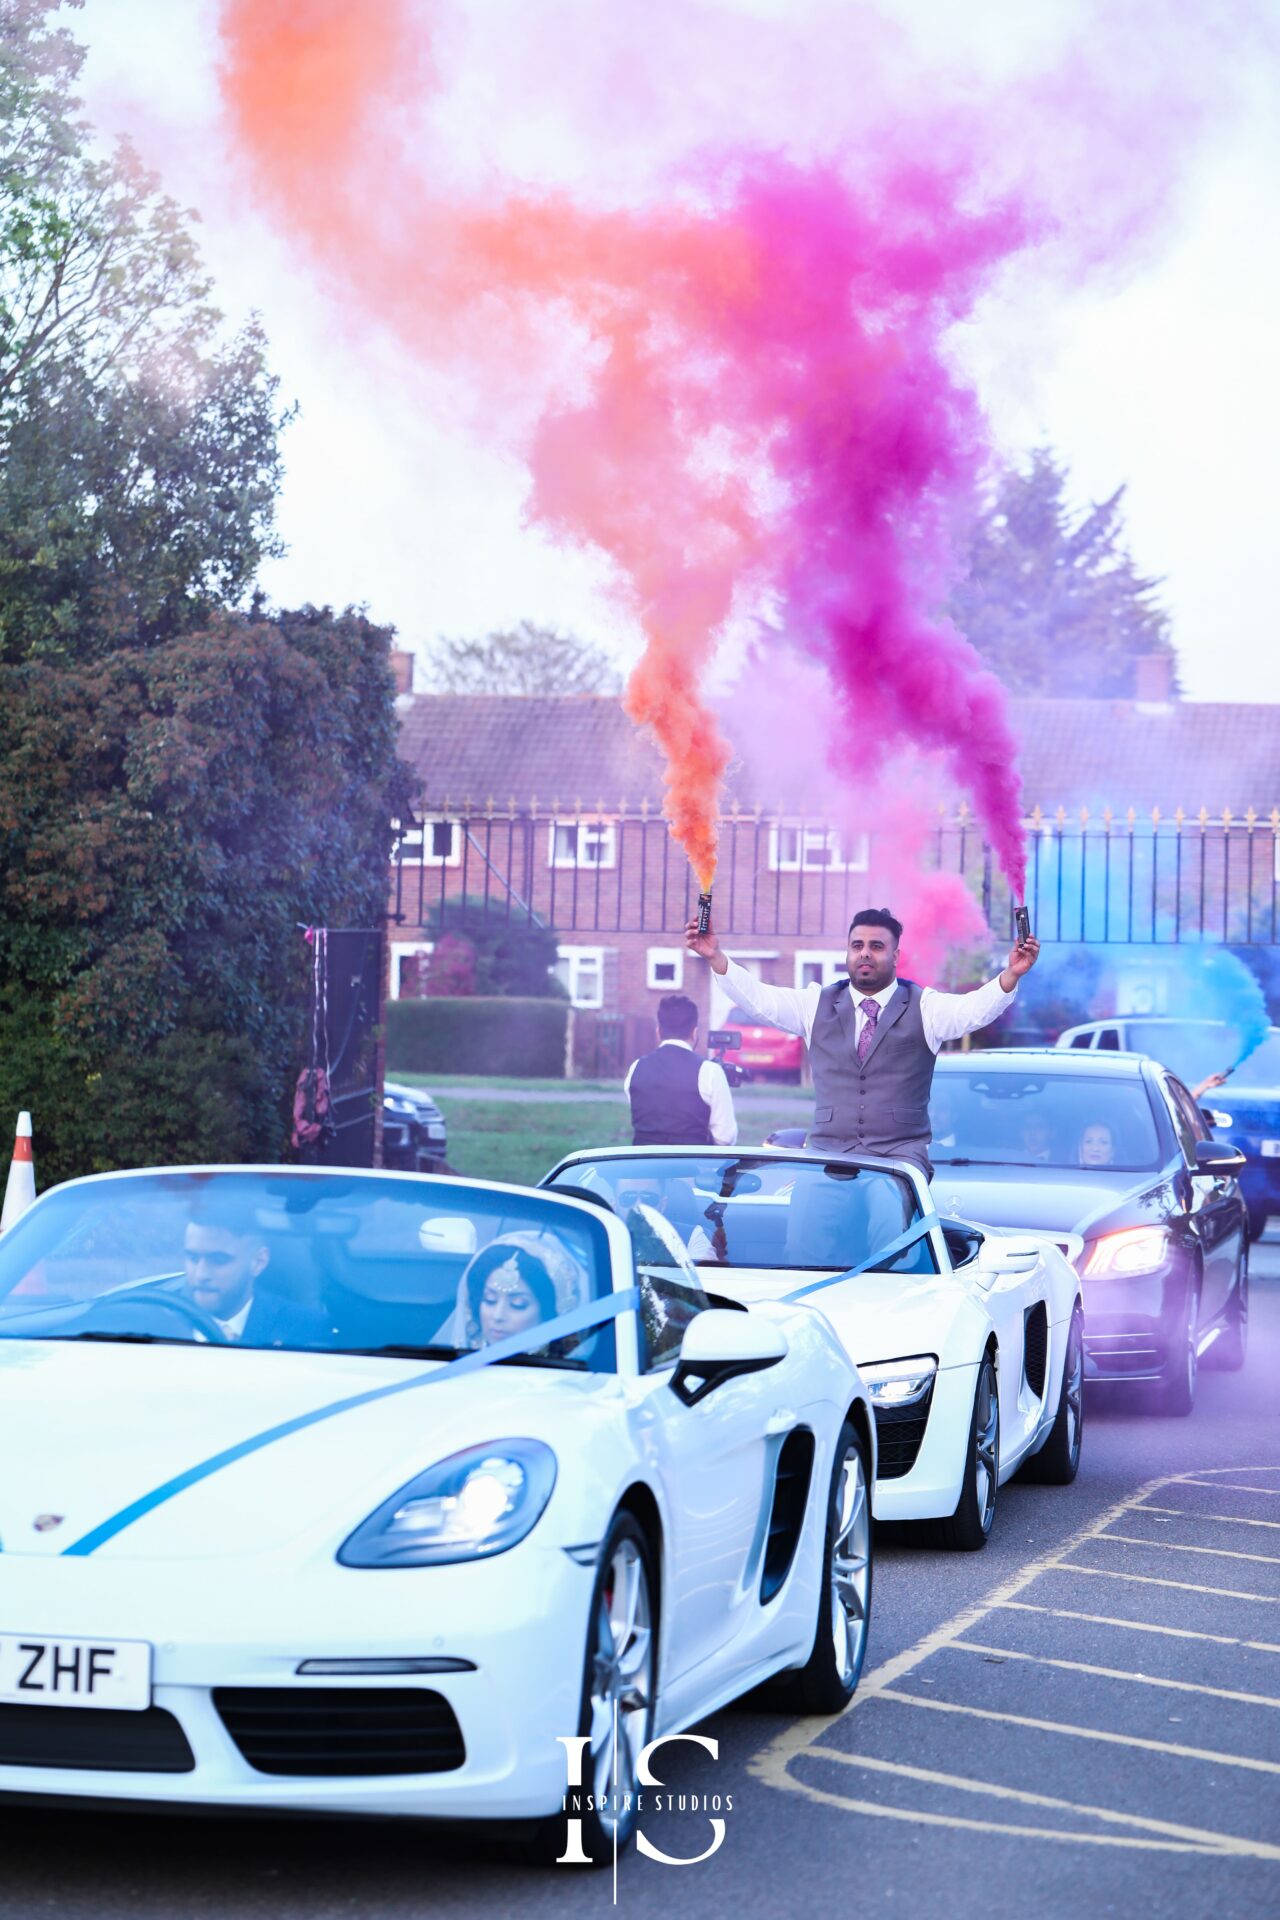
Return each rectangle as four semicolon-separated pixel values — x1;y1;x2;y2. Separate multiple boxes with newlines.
588;1539;654;1830
975;1366;1000;1531
829;1443;872;1685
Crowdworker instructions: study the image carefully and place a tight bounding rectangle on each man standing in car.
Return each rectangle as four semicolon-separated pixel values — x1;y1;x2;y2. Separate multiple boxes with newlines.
685;907;1038;1176
625;992;738;1147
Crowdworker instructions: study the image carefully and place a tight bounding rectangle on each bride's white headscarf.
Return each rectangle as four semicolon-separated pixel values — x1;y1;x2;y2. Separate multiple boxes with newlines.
441;1228;589;1350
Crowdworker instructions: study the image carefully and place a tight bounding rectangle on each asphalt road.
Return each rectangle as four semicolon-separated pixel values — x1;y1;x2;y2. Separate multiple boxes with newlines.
3;1241;1278;1920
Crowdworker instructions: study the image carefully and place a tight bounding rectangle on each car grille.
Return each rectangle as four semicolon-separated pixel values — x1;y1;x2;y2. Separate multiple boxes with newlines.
1084;1331;1164;1376
0;1702;194;1773
873;1380;935;1480
213;1687;466;1777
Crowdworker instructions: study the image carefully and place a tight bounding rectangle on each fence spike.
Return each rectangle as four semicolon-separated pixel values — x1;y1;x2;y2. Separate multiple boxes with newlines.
485;794;494;817
1245;805;1258;829
1126;807;1136;827
1197;806;1209;827
1079;806;1089;827
1151;806;1161;826
1102;805;1113;828
1223;806;1233;827
1271;807;1280;830
1030;803;1043;827
1174;805;1185;825
1055;805;1066;826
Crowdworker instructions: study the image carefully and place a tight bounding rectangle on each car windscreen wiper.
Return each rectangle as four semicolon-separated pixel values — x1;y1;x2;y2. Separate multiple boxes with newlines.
54;1330;192;1346
933;1158;1051;1169
339;1343;462;1360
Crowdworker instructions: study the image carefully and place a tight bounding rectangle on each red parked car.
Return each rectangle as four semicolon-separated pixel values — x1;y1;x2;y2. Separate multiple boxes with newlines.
716;1022;804;1084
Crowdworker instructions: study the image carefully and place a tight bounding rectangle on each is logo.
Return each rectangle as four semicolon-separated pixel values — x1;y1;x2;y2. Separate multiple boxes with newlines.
558;1731;732;1877
32;1514;64;1532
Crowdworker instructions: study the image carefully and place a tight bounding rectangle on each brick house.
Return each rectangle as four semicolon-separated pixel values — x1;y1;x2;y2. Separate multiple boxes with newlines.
388;656;1280;1066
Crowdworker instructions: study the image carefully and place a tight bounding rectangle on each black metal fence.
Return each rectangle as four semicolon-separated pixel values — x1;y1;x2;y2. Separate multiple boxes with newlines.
391;802;1280;946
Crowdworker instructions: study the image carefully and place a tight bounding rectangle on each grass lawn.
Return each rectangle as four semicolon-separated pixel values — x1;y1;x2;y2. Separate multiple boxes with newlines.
431;1090;813;1186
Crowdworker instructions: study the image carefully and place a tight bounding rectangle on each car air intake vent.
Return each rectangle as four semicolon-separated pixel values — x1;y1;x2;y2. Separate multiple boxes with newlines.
873;1380;935;1480
0;1702;194;1772
761;1427;816;1603
1024;1303;1049;1398
214;1687;466;1777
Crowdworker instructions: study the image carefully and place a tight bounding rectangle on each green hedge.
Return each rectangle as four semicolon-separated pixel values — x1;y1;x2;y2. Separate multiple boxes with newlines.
387;997;569;1078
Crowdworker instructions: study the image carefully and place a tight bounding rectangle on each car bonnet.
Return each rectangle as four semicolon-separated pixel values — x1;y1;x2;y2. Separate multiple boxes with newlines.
0;1338;603;1560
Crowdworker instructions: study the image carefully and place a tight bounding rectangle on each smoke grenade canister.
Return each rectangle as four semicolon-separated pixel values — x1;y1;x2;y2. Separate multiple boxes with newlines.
696;892;713;937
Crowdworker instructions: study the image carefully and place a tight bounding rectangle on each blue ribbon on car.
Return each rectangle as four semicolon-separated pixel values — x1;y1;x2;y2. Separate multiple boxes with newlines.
59;1210;943;1557
61;1286;641;1557
783;1211;942;1302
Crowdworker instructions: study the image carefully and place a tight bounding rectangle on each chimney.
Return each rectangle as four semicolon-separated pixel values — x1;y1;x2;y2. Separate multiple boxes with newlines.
390;649;415;698
1134;652;1174;713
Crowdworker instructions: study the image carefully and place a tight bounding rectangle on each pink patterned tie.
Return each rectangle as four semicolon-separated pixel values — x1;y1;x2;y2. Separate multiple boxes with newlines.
857;997;879;1064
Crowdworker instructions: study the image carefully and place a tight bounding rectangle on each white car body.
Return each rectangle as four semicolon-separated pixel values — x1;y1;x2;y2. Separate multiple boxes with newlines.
0;1166;873;1822
546;1148;1083;1525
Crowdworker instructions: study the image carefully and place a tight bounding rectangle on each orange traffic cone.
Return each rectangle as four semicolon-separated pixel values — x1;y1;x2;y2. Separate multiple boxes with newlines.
1;1112;36;1231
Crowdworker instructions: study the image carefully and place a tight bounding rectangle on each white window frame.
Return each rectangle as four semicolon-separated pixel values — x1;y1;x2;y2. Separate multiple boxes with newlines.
555;945;607;1010
794;949;847;991
548;821;617;871
398;815;460;867
767;824;868;873
389;941;435;998
646;947;685;991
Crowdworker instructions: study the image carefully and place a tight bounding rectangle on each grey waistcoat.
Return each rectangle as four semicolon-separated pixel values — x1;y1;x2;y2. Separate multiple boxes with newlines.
808;978;935;1169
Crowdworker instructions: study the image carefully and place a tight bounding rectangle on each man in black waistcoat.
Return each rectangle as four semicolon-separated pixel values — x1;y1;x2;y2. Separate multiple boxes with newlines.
625;993;739;1147
685;907;1038;1176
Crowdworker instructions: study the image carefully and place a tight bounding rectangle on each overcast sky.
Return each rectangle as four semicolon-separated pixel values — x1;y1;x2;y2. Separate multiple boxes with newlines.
77;0;1280;704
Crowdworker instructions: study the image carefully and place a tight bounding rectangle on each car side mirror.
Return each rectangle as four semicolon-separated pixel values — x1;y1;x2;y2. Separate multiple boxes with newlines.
1194;1139;1246;1175
671;1309;788;1407
975;1237;1041;1278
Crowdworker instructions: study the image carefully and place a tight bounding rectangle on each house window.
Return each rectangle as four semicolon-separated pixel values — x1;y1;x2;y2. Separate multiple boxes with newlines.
389;941;434;998
398;816;460;866
555;946;607;1009
794;950;847;990
768;826;868;873
647;948;685;991
549;821;617;870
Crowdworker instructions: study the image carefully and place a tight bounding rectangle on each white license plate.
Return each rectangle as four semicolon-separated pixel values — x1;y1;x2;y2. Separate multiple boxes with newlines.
1260;1140;1280;1158
0;1633;152;1711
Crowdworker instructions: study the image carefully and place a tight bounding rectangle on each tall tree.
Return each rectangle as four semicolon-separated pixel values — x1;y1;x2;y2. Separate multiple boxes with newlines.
0;0;287;663
424;621;623;696
950;449;1178;697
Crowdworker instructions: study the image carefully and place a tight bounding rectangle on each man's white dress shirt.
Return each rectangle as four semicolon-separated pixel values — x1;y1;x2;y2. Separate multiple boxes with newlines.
623;1039;738;1146
718;958;1017;1053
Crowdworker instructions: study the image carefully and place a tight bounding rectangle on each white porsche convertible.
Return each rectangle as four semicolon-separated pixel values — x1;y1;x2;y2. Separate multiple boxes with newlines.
0;1166;875;1857
546;1148;1085;1551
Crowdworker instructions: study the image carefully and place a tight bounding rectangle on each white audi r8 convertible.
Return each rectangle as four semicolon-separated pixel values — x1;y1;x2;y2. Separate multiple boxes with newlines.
0;1167;875;1858
545;1148;1084;1551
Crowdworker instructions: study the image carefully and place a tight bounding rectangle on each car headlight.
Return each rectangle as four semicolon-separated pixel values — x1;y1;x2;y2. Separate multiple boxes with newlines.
338;1440;557;1568
1084;1227;1169;1278
858;1355;938;1406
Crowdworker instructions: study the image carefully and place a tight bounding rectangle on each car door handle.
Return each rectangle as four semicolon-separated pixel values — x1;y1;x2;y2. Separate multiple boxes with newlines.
766;1409;797;1435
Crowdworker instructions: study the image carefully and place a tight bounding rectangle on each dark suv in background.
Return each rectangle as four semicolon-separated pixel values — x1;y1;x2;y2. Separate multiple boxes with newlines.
382;1081;449;1172
1057;1019;1280;1240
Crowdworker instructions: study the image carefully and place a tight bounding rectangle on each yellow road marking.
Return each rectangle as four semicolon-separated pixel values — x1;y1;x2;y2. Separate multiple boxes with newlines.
1177;1479;1280;1496
874;1688;1280;1775
790;1748;1280;1860
749;1465;1280;1854
1097;1531;1280;1566
948;1637;1280;1709
997;1598;1280;1656
1138;1502;1280;1531
1053;1563;1280;1602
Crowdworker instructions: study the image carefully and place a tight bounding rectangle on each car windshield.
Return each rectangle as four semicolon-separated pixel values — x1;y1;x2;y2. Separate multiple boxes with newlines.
1125;1023;1280;1091
0;1172;615;1369
548;1156;934;1275
930;1072;1161;1170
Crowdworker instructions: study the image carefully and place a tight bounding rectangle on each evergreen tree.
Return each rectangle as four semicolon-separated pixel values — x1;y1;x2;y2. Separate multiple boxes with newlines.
951;450;1177;697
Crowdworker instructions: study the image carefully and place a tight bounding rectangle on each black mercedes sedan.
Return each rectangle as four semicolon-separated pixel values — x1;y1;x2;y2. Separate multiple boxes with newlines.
928;1050;1247;1416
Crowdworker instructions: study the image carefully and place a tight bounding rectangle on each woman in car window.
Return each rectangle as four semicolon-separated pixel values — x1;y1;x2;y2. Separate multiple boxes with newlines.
1079;1122;1115;1168
450;1230;587;1351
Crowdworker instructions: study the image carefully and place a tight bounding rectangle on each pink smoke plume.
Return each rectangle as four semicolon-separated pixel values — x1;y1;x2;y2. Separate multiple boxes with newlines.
216;0;1059;894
